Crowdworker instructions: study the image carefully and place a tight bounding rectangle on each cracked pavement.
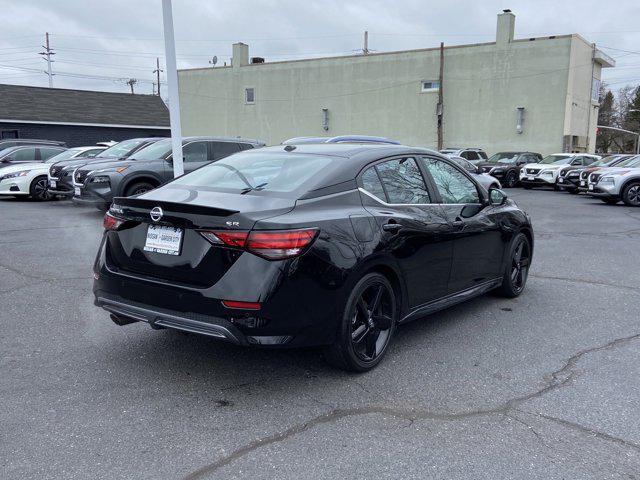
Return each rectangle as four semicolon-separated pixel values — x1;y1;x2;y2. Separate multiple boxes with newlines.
1;190;639;479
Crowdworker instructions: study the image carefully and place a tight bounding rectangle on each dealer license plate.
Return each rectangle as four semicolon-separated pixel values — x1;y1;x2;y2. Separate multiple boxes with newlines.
525;176;533;181
580;181;586;186
49;180;57;188
558;178;564;183
588;184;594;191
144;225;183;256
74;187;81;196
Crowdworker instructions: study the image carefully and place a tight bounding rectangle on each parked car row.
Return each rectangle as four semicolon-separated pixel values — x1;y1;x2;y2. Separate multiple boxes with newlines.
439;148;640;206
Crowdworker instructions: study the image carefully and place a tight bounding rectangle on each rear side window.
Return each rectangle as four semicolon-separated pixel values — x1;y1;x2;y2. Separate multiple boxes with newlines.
171;151;337;195
211;141;240;160
374;158;431;204
39;147;65;159
478;151;488;159
361;167;386;201
422;158;480;204
463;151;479;161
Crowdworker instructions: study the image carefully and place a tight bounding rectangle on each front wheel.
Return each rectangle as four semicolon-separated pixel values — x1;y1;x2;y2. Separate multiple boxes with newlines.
29;176;51;201
622;182;640;207
496;233;531;298
600;198;619;205
504;171;518;188
324;273;397;372
125;181;155;197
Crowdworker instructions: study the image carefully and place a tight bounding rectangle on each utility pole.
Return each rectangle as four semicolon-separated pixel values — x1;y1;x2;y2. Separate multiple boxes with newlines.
162;0;184;177
437;42;444;150
153;57;163;96
126;78;137;94
363;31;369;55
39;32;55;87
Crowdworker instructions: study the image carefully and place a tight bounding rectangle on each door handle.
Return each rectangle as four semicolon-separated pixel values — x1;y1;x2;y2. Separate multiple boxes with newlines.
382;222;402;233
452;217;464;230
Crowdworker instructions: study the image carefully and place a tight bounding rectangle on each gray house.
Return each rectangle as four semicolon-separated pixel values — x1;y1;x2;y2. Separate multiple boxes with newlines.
0;84;170;146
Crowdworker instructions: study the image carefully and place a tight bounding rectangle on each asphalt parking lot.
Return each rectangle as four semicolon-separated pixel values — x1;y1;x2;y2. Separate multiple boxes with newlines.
1;189;640;479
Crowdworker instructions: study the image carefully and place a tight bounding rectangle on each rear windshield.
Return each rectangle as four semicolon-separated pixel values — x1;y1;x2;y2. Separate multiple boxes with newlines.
170;151;338;196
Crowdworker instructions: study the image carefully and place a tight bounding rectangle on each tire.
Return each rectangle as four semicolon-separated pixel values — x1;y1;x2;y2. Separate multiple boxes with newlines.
29;175;51;201
523;185;532;190
324;273;397;372
568;188;579;194
496;232;531;298
621;182;640;207
125;181;155;197
600;198;619;205
504;171;518;188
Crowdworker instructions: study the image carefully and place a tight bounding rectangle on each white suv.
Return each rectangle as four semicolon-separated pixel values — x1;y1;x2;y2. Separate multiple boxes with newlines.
519;153;600;189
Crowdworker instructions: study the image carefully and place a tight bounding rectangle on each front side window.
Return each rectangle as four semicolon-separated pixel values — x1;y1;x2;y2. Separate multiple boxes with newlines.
6;147;36;162
375;158;431;204
128;139;172;161
463;151;479;161
422;158;480;204
183;142;208;163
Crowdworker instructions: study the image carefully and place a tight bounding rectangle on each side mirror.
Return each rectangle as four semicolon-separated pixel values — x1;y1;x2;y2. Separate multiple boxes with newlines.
489;188;508;206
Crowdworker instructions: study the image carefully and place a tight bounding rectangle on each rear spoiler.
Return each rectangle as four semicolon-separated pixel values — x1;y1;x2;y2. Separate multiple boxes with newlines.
112;197;239;217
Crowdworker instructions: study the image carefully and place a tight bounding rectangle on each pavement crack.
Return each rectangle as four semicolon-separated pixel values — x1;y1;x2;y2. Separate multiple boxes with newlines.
530;273;640;293
183;333;640;479
527;411;640;453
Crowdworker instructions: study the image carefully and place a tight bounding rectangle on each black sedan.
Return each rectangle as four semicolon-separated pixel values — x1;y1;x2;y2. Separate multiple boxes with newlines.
475;152;542;188
93;144;534;371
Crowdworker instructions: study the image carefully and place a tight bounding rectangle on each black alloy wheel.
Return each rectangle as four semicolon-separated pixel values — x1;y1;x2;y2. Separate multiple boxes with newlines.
325;273;397;372
497;233;531;298
30;176;51;201
622;182;640;207
505;171;518;188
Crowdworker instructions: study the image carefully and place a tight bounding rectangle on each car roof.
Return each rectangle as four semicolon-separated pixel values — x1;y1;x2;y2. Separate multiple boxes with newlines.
179;136;265;145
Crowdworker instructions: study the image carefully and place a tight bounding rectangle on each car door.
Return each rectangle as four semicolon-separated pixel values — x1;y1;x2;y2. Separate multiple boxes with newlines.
420;156;504;293
181;141;210;174
359;156;453;308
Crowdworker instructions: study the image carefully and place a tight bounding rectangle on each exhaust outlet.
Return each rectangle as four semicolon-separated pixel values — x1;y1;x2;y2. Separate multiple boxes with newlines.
110;313;138;326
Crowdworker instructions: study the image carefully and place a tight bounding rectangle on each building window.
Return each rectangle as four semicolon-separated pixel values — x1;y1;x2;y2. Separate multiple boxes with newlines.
591;78;601;102
245;87;255;104
421;81;440;93
1;129;19;139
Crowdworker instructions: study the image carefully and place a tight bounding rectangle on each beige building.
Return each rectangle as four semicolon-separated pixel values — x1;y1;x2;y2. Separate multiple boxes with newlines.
178;11;614;155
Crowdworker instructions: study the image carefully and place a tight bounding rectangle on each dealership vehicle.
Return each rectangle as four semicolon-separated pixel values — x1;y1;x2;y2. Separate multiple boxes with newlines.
475;152;542;188
439;147;488;163
48;137;164;198
559;154;633;193
282;135;400;145
74;136;265;210
0;146;101;200
93;144;533;372
587;156;640;205
519;153;600;189
448;156;502;190
0;138;66;156
0;144;67;171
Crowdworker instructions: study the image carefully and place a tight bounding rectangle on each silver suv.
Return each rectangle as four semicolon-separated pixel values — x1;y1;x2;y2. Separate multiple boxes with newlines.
587;155;640;206
439;148;488;163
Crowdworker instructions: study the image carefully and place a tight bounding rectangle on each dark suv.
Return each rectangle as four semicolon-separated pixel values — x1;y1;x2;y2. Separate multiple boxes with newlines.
48;138;164;198
475;152;542;188
73;136;265;210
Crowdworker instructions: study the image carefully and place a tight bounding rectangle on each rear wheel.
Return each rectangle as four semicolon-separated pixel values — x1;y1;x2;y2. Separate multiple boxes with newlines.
29;175;51;201
125;181;155;197
504;171;518;188
497;233;531;298
324;273;397;372
622;182;640;207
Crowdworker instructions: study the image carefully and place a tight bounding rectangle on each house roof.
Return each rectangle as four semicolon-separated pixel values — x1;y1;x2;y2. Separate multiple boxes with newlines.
0;84;170;128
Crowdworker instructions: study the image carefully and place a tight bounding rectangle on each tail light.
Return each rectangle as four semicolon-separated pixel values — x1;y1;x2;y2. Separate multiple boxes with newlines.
199;228;318;260
222;300;261;310
103;212;124;231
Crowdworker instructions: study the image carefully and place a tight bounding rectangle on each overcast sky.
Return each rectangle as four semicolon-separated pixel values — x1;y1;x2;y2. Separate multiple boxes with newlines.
1;0;639;97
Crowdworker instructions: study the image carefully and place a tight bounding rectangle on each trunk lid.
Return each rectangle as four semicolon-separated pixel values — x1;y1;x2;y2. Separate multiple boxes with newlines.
105;187;295;288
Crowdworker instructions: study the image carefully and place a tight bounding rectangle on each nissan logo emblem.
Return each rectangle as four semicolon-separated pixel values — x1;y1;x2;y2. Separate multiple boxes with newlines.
150;206;163;222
